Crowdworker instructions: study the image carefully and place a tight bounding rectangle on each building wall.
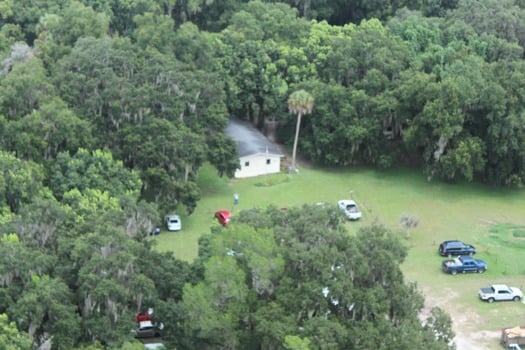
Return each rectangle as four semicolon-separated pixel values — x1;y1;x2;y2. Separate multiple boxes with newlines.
235;153;282;178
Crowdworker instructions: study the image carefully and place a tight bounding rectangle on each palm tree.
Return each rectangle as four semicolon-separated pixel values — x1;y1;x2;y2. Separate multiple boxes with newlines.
288;89;314;171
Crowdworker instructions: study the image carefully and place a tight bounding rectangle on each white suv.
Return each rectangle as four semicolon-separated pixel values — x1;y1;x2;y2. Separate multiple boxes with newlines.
165;214;182;231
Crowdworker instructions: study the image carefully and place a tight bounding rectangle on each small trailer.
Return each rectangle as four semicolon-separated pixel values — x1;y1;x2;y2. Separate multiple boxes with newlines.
501;326;525;349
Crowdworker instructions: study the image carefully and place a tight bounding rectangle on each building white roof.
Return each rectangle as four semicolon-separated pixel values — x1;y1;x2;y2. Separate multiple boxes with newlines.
225;118;283;157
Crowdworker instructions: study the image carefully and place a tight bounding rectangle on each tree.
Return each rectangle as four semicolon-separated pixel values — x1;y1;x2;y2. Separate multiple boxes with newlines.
7;185;174;347
0;233;56;291
117;117;206;214
103;0;161;36
132;13;175;54
400;213;419;238
292;80;385;166
481;60;525;186
219;2;306;129
437;137;485;181
0;313;32;350
424;307;456;349
449;0;525;49
53;36;138;146
206;133;240;178
0;151;51;214
402;77;464;180
49;148;142;200
0;56;53;121
284;335;312;350
172;0;216;24
171;22;218;70
61;193;156;345
288;90;314;171
0;0;64;44
35;1;109;66
180;256;249;349
179;205;455;349
10;274;81;349
220;38;287;129
2;97;93;164
11;197;72;252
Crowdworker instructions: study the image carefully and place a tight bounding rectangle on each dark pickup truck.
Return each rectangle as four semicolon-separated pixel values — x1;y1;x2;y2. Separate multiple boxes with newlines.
442;256;487;275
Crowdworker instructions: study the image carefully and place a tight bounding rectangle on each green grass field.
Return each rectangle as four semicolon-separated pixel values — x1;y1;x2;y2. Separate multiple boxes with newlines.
151;162;525;349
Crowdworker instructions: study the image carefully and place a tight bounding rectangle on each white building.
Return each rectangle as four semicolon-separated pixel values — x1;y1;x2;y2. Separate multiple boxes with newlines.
225;118;284;178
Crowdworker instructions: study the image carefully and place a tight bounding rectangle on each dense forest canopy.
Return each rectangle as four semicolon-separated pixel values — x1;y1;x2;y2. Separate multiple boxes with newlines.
2;0;525;190
0;0;524;348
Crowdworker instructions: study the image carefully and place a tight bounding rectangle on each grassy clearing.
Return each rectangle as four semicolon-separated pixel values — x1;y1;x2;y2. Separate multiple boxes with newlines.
151;162;525;348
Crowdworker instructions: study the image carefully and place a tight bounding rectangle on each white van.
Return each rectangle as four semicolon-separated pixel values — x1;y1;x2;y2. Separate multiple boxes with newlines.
165;214;182;231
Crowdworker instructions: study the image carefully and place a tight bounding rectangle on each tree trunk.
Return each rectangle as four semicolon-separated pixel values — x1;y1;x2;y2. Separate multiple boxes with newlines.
256;98;265;130
291;112;302;171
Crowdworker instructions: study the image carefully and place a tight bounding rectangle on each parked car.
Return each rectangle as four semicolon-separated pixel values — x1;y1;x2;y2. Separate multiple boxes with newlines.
442;255;487;275
478;284;523;303
337;200;362;220
133;309;164;339
165;214;181;231
143;343;166;349
215;210;231;226
134;320;165;339
438;240;476;257
136;310;151;323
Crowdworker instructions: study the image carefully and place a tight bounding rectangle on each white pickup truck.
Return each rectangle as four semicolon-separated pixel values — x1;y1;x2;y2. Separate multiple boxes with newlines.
478;284;523;303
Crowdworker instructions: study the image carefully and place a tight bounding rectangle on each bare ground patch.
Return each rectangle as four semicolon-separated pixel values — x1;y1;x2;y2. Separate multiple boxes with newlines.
419;286;501;350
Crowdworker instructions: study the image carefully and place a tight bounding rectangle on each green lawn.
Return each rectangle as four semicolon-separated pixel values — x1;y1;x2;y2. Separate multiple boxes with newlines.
151;162;525;348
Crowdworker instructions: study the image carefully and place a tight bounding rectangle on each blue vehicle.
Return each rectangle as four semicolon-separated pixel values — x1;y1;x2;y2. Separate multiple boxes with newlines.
442;255;487;275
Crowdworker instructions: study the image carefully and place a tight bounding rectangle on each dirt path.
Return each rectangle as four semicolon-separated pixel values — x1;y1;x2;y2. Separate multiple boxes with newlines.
419;286;501;350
